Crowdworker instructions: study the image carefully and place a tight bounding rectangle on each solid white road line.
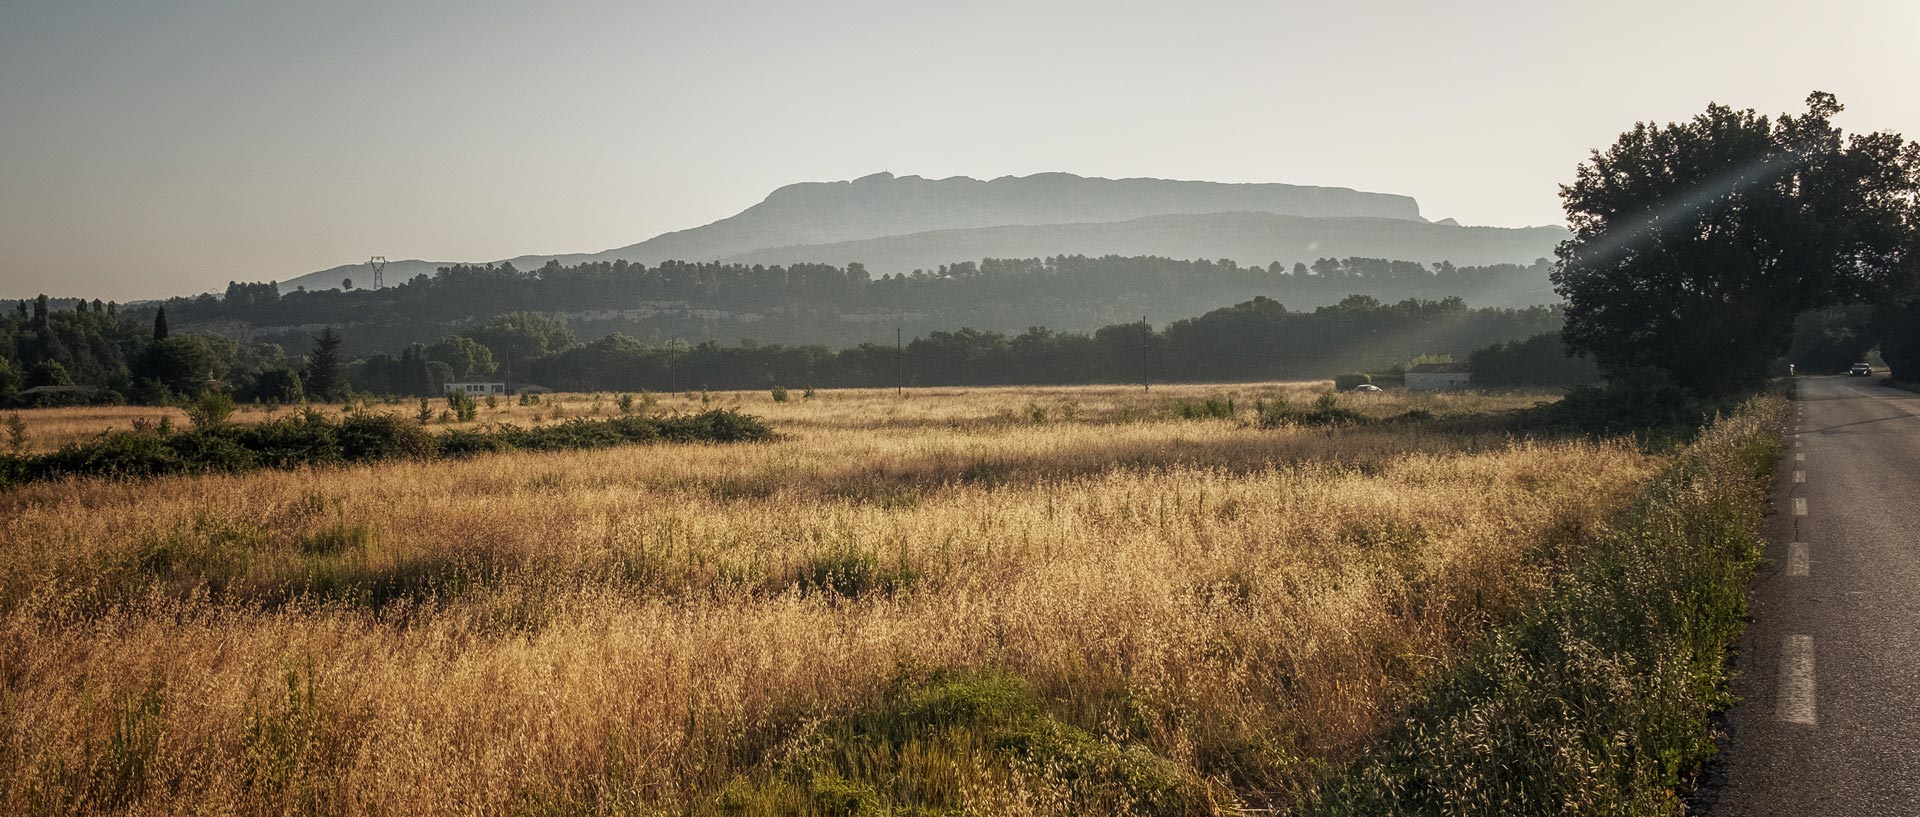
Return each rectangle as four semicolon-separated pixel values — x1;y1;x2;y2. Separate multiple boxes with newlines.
1794;470;1806;483
1787;542;1809;577
1793;498;1807;516
1778;635;1818;725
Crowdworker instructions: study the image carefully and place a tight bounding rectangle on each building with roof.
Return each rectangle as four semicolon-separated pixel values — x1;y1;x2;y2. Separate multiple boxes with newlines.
1405;362;1472;391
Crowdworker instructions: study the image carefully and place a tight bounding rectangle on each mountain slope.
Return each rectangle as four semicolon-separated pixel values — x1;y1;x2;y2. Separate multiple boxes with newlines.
723;212;1568;273
283;259;443;293
502;172;1425;269
279;172;1532;293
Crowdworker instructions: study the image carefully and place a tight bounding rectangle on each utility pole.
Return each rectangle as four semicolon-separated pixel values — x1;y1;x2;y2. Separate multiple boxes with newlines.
895;326;904;397
1140;315;1150;393
368;256;387;290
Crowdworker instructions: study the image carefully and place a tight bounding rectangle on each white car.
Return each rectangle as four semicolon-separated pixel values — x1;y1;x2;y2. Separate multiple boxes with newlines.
1351;384;1384;393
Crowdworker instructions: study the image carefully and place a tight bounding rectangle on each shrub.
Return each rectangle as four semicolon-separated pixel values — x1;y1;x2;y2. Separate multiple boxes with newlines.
446;391;478;422
434;429;508;458
183;390;237;431
235;414;342;469
1173;396;1234;420
1257;393;1368;428
336;413;435;462
0;408;773;490
163;431;257;473
33;433;184;480
5;413;25;454
770;384;789;403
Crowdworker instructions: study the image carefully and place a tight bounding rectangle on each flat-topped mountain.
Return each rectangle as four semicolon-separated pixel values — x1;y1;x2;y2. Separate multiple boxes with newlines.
507;172;1424;269
279;173;1438;291
273;173;1585;298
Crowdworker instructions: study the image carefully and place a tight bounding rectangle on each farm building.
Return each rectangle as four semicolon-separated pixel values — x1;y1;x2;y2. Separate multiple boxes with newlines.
1406;362;1472;391
444;380;507;396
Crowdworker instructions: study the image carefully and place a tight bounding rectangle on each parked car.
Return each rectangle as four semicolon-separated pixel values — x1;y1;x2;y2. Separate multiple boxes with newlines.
1850;363;1872;377
1351;383;1384;393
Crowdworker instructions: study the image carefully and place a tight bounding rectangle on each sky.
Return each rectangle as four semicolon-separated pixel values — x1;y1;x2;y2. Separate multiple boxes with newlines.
3;0;1918;300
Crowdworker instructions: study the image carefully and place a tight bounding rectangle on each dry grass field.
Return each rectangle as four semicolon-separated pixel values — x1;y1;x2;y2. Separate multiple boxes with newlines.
0;383;1659;815
0;381;1556;453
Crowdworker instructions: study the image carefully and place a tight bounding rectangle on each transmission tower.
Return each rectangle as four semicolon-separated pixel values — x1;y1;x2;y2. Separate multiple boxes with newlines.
368;256;388;289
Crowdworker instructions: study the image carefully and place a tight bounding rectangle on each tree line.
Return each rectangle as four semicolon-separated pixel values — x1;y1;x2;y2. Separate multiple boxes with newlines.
133;254;1559;353
0;287;1567;406
0;296;337;406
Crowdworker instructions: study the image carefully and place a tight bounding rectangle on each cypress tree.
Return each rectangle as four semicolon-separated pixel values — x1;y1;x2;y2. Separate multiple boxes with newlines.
305;327;348;402
153;306;169;340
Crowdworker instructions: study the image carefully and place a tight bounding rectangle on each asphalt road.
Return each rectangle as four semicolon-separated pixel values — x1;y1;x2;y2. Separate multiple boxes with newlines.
1707;375;1920;814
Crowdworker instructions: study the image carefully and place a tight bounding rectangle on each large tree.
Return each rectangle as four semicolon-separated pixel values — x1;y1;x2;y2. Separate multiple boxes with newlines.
304;327;349;402
1553;93;1917;396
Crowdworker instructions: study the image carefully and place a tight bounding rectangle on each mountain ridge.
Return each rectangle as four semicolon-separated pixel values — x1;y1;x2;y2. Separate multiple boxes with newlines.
277;172;1552;293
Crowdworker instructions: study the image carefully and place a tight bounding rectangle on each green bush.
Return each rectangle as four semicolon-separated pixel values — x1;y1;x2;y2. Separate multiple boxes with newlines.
434;429;508;458
336;413;435;462
183;390;237;430
2;408;774;491
234;413;342;469
1256;393;1368;429
446;390;478;422
1173;396;1235;420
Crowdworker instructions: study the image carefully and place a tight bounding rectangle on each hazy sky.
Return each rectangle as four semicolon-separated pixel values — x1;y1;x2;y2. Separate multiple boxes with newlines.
4;0;1917;300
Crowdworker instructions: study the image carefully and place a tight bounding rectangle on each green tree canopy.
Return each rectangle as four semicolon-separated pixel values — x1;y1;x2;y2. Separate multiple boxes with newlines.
426;335;496;380
1552;92;1918;396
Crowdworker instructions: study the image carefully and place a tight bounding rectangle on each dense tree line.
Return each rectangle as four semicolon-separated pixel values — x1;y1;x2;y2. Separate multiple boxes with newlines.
2;285;1565;405
518;296;1561;391
1468;333;1602;387
136;254;1558;354
0;295;352;407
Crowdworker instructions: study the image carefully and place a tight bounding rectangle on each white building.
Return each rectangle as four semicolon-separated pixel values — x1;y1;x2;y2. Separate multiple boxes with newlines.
1405;362;1472;391
443;381;506;396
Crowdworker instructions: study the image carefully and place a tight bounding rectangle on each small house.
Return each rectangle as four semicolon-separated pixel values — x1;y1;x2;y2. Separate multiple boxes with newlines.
443;381;506;397
1406;362;1472;391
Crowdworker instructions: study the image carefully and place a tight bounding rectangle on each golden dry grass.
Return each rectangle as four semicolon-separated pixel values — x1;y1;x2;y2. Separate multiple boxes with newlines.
0;381;1551;453
0;384;1647;815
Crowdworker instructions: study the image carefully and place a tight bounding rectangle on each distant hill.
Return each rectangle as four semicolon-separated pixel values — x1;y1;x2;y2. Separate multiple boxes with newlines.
283;259;442;293
280;172;1436;291
509;171;1425;268
723;212;1568;274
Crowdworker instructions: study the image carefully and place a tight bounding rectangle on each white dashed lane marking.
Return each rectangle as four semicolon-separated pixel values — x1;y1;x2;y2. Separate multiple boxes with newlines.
1793;498;1807;516
1788;542;1809;577
1794;470;1805;483
1778;635;1818;726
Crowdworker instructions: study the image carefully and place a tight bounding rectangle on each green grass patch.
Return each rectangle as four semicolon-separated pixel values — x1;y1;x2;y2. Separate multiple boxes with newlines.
1305;396;1786;816
695;669;1229;816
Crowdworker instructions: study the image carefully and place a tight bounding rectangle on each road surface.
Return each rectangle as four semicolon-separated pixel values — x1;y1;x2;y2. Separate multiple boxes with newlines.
1706;375;1920;814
